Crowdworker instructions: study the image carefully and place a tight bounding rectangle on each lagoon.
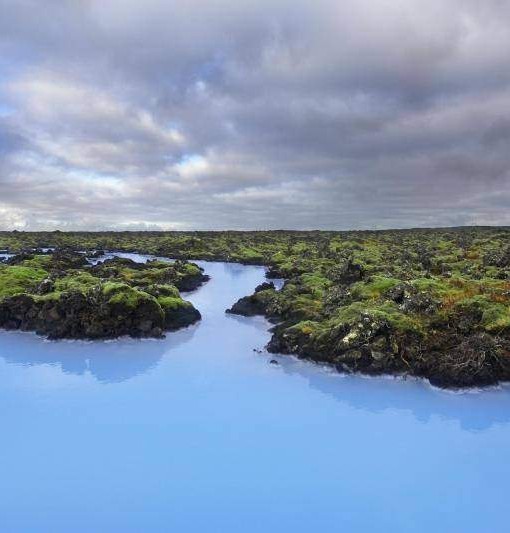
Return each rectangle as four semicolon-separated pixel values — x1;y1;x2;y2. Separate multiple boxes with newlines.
1;260;509;532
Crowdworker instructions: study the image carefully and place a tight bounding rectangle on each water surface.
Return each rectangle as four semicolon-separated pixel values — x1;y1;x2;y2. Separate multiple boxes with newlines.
1;260;509;532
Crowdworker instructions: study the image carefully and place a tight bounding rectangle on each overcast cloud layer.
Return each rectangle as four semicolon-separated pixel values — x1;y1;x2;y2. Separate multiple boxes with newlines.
0;0;509;230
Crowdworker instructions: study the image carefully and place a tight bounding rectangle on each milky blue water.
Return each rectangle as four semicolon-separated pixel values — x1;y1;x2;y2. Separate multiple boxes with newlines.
1;260;509;532
87;251;172;265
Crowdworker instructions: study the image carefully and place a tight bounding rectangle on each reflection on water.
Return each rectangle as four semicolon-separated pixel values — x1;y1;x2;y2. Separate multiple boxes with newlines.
276;356;510;432
0;325;197;383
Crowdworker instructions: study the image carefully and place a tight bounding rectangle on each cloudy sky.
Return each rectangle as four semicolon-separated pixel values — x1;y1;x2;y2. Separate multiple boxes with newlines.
0;0;509;230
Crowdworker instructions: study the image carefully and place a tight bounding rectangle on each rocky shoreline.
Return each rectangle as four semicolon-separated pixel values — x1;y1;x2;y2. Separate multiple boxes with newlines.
228;289;510;388
0;251;207;340
1;228;510;389
226;258;510;389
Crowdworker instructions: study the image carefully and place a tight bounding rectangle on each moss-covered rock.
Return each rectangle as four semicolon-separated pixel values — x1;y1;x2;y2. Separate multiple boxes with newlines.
0;253;205;339
226;288;277;317
1;228;510;387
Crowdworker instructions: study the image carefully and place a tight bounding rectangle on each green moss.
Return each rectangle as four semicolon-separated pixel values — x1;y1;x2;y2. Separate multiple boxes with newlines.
290;294;323;319
102;281;127;296
335;301;423;334
54;272;99;293
180;262;202;276
299;273;331;297
32;291;63;302
456;295;510;332
410;277;448;295
352;276;401;300
289;320;320;336
238;247;264;262
482;304;510;331
151;284;180;298
157;296;192;311
18;255;53;269
104;283;158;309
0;265;48;298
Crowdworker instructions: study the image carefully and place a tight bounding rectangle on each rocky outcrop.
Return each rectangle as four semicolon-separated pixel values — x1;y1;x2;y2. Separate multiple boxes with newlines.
255;281;275;293
91;257;209;291
226;286;276;317
385;283;438;315
226;295;267;316
0;252;206;340
236;276;510;388
417;333;508;388
175;271;210;292
329;258;364;284
0;287;201;340
266;313;510;389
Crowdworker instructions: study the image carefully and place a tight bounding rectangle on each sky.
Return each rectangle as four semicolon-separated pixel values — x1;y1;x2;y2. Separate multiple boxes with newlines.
0;0;509;231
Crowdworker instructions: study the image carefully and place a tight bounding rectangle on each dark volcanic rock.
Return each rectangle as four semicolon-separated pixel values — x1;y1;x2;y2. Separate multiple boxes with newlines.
175;273;210;292
226;295;267;316
266;266;284;279
226;286;276;317
484;247;510;268
35;278;55;295
421;333;510;388
329;258;364;284
164;305;201;330
52;251;88;269
255;281;275;293
0;288;200;340
91;257;147;273
6;253;35;265
88;250;105;259
386;283;438;315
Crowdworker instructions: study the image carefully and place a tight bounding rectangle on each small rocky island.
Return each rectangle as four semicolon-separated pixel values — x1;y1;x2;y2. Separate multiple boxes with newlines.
0;251;208;339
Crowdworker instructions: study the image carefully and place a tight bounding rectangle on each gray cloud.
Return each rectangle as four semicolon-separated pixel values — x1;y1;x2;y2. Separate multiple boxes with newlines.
0;0;509;230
